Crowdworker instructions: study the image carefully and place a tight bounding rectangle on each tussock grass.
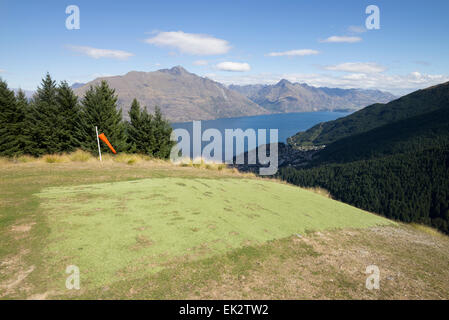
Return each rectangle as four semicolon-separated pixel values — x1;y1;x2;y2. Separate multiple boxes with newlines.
68;149;93;162
0;151;161;166
113;153;143;165
410;223;447;239
42;154;71;163
0;151;255;184
15;155;36;163
0;152;238;175
175;157;232;173
304;187;332;199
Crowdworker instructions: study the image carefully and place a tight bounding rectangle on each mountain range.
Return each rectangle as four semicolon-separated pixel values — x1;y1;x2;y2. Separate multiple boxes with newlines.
230;80;396;113
73;66;396;122
73;66;266;122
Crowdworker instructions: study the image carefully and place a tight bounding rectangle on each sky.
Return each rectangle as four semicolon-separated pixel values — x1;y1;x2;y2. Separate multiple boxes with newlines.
1;0;448;95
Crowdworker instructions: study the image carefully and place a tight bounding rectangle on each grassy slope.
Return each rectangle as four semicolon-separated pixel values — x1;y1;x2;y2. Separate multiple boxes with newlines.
1;160;448;299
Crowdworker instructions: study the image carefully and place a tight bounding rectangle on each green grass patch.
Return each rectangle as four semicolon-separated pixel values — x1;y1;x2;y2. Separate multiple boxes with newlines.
37;177;392;290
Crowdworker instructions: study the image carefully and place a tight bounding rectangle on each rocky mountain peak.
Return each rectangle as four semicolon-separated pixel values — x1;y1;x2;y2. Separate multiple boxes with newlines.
160;65;189;76
276;79;292;87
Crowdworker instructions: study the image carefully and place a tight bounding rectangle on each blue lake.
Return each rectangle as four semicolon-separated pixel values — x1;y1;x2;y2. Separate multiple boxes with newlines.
171;111;349;159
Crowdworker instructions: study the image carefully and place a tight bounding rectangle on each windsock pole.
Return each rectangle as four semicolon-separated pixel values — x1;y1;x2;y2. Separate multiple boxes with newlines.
95;126;102;162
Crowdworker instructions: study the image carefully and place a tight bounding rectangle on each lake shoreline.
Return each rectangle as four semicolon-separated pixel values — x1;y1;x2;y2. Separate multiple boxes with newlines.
172;111;350;145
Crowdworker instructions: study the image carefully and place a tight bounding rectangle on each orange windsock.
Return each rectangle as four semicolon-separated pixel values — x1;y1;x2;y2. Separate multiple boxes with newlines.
98;133;117;154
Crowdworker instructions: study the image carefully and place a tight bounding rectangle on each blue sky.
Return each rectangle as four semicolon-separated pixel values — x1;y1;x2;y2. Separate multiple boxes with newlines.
1;0;448;95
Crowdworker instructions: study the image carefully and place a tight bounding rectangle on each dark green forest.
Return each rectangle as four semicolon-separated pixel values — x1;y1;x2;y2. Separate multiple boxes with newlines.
279;146;449;233
281;81;449;234
0;74;174;158
315;107;449;164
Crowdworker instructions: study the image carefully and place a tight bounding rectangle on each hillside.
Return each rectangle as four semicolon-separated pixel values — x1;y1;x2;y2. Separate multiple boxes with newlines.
279;81;449;234
230;80;395;113
288;81;449;147
280;145;449;233
314;107;449;164
1;157;449;299
74;66;268;122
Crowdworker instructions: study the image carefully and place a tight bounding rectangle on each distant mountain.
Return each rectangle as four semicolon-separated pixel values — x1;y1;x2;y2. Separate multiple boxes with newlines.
70;82;86;89
288;81;449;148
73;67;397;122
228;84;265;98
74;66;268;122
230;80;396;113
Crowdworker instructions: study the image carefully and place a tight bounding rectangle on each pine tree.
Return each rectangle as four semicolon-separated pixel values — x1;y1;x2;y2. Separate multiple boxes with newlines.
126;99;156;155
126;98;142;153
78;81;127;154
0;80;31;156
14;89;33;154
55;81;82;152
28;73;61;155
151;106;174;159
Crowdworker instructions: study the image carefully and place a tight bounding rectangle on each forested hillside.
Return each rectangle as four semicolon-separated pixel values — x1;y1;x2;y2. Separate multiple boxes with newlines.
280;82;449;234
314;107;449;164
288;81;449;147
279;146;449;233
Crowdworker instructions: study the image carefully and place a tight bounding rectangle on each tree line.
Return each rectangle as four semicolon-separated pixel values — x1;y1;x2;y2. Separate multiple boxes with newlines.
0;74;174;158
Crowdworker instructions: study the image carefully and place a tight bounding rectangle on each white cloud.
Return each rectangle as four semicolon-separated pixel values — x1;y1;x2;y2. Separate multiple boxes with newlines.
216;62;250;72
266;49;319;57
208;71;449;96
67;45;134;60
0;69;5;73
193;60;209;66
320;36;362;43
145;31;231;55
347;25;367;33
325;62;386;73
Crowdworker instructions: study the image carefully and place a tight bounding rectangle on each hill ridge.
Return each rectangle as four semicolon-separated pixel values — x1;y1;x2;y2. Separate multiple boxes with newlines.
288;81;449;148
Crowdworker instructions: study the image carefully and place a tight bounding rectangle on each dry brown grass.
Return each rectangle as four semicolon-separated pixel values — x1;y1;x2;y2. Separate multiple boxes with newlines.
409;223;447;240
185;224;449;300
0;157;11;166
41;154;71;163
304;186;333;199
13;155;36;163
173;157;246;174
0;152;242;174
68;149;93;162
58;223;449;300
